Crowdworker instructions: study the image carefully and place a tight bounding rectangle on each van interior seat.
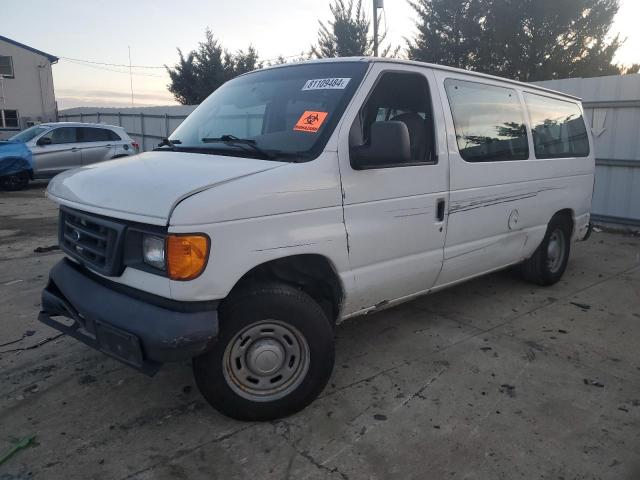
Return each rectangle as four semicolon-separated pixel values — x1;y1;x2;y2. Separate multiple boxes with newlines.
390;112;431;162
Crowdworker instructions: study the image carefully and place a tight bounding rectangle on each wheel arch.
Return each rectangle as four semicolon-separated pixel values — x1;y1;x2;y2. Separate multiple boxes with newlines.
552;208;575;236
226;254;345;323
0;157;31;174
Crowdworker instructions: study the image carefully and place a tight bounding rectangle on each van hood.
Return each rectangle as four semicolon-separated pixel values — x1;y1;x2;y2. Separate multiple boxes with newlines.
47;151;285;225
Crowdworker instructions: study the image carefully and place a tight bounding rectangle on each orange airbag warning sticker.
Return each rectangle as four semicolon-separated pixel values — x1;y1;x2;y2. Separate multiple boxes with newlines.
294;111;328;133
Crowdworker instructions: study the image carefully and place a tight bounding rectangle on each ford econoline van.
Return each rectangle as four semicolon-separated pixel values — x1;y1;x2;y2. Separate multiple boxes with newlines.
39;58;594;420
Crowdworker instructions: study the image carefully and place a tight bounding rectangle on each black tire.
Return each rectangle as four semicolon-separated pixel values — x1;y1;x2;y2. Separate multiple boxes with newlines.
521;215;572;286
193;282;335;421
0;171;29;191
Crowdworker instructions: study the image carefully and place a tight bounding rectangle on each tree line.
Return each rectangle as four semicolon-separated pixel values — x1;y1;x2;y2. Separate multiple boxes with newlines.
167;0;639;105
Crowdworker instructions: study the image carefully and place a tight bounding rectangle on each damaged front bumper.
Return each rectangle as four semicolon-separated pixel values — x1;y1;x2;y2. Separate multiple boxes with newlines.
39;258;219;375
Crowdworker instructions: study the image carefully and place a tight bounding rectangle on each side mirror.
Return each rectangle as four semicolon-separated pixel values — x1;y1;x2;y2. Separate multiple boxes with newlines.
350;121;411;169
37;137;52;146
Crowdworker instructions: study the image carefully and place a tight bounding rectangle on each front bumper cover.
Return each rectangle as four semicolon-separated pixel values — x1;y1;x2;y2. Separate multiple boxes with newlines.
39;258;219;375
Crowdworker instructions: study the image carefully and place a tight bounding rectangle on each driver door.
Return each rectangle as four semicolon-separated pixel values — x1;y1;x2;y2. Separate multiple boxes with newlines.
337;64;449;315
32;127;82;176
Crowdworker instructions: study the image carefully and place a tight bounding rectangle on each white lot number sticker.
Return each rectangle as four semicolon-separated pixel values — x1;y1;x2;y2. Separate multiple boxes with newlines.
302;78;351;91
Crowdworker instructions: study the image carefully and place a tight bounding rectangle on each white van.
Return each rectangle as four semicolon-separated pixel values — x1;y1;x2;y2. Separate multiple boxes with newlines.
39;58;594;420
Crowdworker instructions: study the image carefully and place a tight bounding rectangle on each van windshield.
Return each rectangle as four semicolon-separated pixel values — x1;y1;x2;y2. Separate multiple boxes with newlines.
168;61;369;161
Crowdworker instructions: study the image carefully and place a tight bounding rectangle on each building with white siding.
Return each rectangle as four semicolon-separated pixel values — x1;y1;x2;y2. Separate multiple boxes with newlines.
0;35;58;139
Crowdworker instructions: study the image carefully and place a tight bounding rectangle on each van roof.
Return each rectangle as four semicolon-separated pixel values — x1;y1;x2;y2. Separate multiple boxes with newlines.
260;57;581;101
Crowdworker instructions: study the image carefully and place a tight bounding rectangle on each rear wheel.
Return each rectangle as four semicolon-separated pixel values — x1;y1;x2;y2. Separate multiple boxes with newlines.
521;215;572;286
0;171;29;191
193;282;335;421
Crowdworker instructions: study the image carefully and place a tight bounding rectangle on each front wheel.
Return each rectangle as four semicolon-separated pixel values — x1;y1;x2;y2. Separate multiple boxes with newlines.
193;283;335;421
521;215;572;286
0;171;29;191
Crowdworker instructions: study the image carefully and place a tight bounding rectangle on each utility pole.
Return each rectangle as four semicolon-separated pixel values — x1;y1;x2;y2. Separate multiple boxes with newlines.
128;46;134;107
372;0;383;57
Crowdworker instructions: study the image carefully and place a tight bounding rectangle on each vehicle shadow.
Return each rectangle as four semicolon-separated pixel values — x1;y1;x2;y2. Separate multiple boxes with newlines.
0;178;49;193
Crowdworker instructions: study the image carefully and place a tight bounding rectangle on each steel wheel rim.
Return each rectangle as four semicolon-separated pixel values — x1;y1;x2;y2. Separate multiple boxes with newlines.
546;229;566;273
223;320;310;402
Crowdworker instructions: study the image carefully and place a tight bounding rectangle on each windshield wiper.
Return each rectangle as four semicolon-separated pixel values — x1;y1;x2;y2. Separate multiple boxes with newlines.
154;138;181;151
201;135;274;160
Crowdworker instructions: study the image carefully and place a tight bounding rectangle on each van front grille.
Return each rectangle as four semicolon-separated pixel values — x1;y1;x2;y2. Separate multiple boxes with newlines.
59;208;126;276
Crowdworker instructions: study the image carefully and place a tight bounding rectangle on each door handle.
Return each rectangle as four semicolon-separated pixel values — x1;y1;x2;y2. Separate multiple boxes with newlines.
104;144;113;147
436;198;445;222
71;147;80;152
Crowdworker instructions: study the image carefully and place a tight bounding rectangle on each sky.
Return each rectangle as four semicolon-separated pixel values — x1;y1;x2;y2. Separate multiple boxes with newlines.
2;0;639;110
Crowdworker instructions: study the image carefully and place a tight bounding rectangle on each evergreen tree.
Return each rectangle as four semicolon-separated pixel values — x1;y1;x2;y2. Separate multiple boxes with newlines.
407;0;627;81
166;49;199;106
481;0;623;81
621;64;640;75
311;0;398;58
407;0;485;69
166;29;261;105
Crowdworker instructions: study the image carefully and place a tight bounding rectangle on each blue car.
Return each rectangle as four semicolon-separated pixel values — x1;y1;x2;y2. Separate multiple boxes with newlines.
0;139;34;190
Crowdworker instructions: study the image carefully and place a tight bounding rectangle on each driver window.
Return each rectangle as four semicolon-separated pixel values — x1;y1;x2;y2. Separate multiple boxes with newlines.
350;71;435;165
41;127;78;145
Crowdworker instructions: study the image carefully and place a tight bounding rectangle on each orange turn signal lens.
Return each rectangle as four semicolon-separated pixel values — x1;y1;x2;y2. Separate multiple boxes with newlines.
166;234;210;280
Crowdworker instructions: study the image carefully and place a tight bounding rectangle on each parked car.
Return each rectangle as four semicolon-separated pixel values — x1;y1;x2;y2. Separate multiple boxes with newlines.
39;58;594;421
8;122;139;187
0;139;34;190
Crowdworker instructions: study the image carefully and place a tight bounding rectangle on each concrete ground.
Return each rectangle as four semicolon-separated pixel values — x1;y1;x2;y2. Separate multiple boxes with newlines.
1;182;639;480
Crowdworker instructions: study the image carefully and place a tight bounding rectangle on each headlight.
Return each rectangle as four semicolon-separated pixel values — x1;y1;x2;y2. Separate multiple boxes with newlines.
166;234;210;280
142;234;166;270
141;233;209;280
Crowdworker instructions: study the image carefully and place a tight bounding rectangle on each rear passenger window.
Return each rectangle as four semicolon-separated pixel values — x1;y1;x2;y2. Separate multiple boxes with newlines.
524;93;589;158
445;79;529;162
80;127;111;142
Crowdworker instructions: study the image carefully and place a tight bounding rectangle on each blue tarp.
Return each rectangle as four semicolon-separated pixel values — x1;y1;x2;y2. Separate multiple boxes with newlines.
0;140;33;177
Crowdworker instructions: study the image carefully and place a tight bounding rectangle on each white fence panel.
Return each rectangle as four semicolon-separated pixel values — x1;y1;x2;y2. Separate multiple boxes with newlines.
535;75;640;227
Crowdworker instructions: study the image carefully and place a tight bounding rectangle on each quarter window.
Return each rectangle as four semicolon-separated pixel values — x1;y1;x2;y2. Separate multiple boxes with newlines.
524;93;589;158
445;79;529;162
107;130;122;141
0;56;14;78
1;109;19;128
